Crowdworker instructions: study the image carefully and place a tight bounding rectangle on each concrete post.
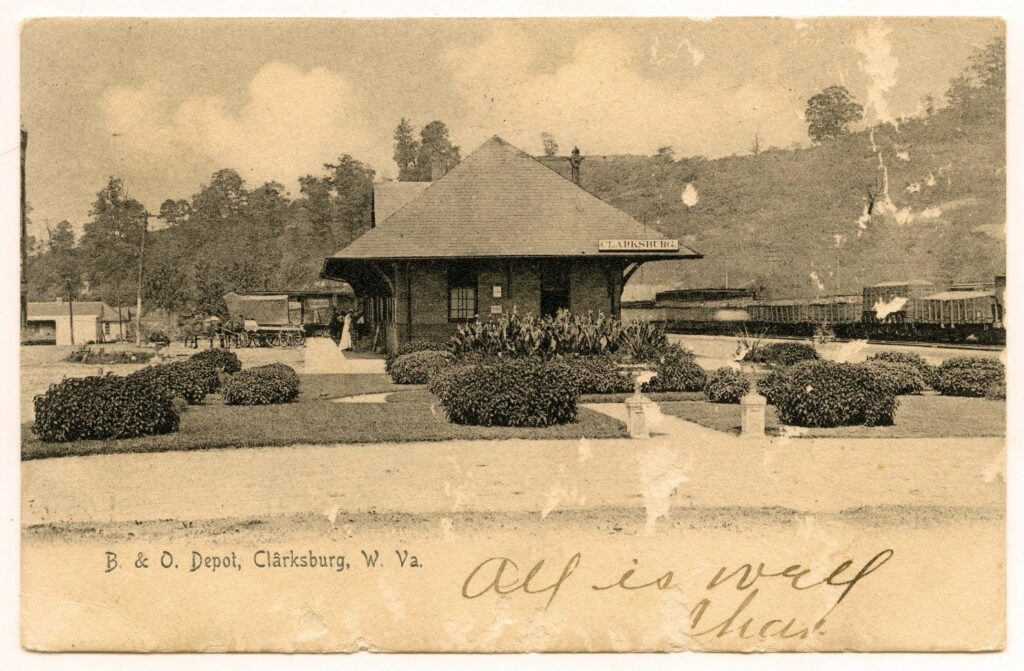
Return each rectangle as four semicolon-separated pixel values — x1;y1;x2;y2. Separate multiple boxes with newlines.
625;396;652;439
740;390;767;438
621;366;657;439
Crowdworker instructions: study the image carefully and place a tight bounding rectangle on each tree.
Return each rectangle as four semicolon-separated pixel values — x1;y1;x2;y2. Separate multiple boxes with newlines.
158;199;192;227
78;177;147;306
655;146;675;162
805;86;864;143
415;120;460;180
393;118;420;181
541;132;559;157
946;37;1005;120
44;220;82;300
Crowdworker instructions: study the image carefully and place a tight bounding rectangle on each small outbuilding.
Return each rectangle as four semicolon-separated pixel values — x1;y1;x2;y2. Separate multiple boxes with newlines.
322;136;702;352
25;300;124;346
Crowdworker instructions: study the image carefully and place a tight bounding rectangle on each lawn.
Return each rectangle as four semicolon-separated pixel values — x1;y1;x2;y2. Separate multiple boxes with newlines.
660;394;1005;439
22;374;627;460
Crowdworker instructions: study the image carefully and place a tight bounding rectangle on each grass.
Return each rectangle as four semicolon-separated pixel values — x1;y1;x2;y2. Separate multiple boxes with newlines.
22;374;626;460
660;393;1005;439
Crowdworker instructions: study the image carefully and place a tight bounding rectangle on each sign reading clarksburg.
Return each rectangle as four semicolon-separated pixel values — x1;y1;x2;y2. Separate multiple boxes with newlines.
599;239;680;252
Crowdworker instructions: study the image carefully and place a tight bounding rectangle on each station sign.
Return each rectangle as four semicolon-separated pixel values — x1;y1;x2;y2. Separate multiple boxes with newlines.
599;239;679;252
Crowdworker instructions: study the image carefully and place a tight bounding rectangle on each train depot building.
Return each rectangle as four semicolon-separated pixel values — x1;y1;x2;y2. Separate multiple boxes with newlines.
322;136;701;352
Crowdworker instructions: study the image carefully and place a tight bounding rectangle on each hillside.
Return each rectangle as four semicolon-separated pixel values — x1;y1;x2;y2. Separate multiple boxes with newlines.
568;104;1005;299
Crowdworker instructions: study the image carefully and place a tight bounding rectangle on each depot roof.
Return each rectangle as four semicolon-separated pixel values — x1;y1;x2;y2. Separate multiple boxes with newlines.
325;136;701;263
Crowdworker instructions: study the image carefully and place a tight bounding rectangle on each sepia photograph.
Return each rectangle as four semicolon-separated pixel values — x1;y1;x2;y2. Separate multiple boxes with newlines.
14;11;1009;655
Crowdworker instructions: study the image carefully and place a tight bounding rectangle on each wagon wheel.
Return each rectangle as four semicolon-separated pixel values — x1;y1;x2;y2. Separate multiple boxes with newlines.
266;332;283;347
285;331;304;347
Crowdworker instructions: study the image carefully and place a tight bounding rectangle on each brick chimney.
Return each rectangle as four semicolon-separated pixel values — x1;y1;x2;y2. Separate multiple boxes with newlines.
569;147;583;185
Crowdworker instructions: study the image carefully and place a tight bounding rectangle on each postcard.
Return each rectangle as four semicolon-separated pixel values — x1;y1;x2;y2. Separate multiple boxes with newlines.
19;16;1006;652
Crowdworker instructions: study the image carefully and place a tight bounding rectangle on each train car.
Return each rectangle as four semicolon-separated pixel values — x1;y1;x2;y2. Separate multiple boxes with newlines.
911;290;997;325
806;295;864;323
862;280;935;323
747;299;810;324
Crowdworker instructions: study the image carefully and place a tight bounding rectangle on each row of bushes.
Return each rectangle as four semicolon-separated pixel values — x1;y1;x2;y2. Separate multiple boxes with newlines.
33;349;297;442
450;311;668;360
64;347;156;365
743;342;820;367
863;351;1004;399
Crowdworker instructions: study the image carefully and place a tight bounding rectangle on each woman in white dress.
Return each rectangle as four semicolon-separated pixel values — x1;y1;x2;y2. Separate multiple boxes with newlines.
338;311;353;351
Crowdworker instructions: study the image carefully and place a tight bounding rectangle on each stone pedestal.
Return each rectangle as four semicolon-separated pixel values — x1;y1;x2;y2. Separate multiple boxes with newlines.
740;391;767;438
625;396;654;439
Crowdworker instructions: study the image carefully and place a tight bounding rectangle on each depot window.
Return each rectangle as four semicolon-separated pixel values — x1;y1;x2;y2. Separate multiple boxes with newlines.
448;264;478;322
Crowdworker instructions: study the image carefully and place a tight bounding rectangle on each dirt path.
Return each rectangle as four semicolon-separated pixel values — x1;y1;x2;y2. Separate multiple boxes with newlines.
303;337;385;375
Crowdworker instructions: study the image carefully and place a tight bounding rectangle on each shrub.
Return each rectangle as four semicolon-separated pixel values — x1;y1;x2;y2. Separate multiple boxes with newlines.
866;351;936;387
744;342;819;367
559;355;634;395
773;360;898;427
645;346;707;392
389;350;454;384
64;347;155;365
985;379;1006;400
32;374;179;442
385;340;453;375
704;367;751;404
617;320;670;363
222;364;300;405
933;356;1005;398
449;310;666;361
756;369;791;406
127;360;220;404
864;361;926;396
429;358;579;427
190;348;242;373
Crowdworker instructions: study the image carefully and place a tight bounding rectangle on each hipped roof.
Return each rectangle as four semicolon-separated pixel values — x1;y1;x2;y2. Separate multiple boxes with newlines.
326;136;700;263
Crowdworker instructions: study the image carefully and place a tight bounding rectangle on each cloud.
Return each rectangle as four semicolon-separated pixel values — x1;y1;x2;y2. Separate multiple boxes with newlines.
854;21;899;123
101;63;377;188
444;26;804;158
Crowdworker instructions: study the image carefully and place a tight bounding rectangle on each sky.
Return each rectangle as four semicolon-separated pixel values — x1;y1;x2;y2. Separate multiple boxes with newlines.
20;16;1003;241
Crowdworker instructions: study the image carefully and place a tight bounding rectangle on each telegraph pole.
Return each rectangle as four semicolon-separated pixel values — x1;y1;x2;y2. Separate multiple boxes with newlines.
20;128;28;333
135;212;159;347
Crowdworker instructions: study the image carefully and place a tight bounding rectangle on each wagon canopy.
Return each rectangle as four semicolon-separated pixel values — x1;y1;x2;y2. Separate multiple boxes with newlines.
223;293;291;326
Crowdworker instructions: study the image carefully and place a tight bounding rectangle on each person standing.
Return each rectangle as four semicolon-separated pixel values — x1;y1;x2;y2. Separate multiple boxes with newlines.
338;311;353;351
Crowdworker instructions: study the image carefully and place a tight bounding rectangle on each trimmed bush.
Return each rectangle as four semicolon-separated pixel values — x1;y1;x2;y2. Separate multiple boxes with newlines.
864;361;926;396
756;369;791;406
866;351;936;387
933;356;1005;398
773;360;898;427
32;374;179;442
389;350;454;384
385;340;453;376
127;360;220;404
560;355;634;395
222;364;300;405
646;346;707;392
744;342;819;367
429;358;579;427
985;379;1006;400
190;348;242;374
704;367;751;404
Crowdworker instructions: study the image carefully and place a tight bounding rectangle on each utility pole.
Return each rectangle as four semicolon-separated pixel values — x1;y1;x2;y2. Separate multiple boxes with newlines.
20;128;28;334
66;277;75;346
135;211;160;347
